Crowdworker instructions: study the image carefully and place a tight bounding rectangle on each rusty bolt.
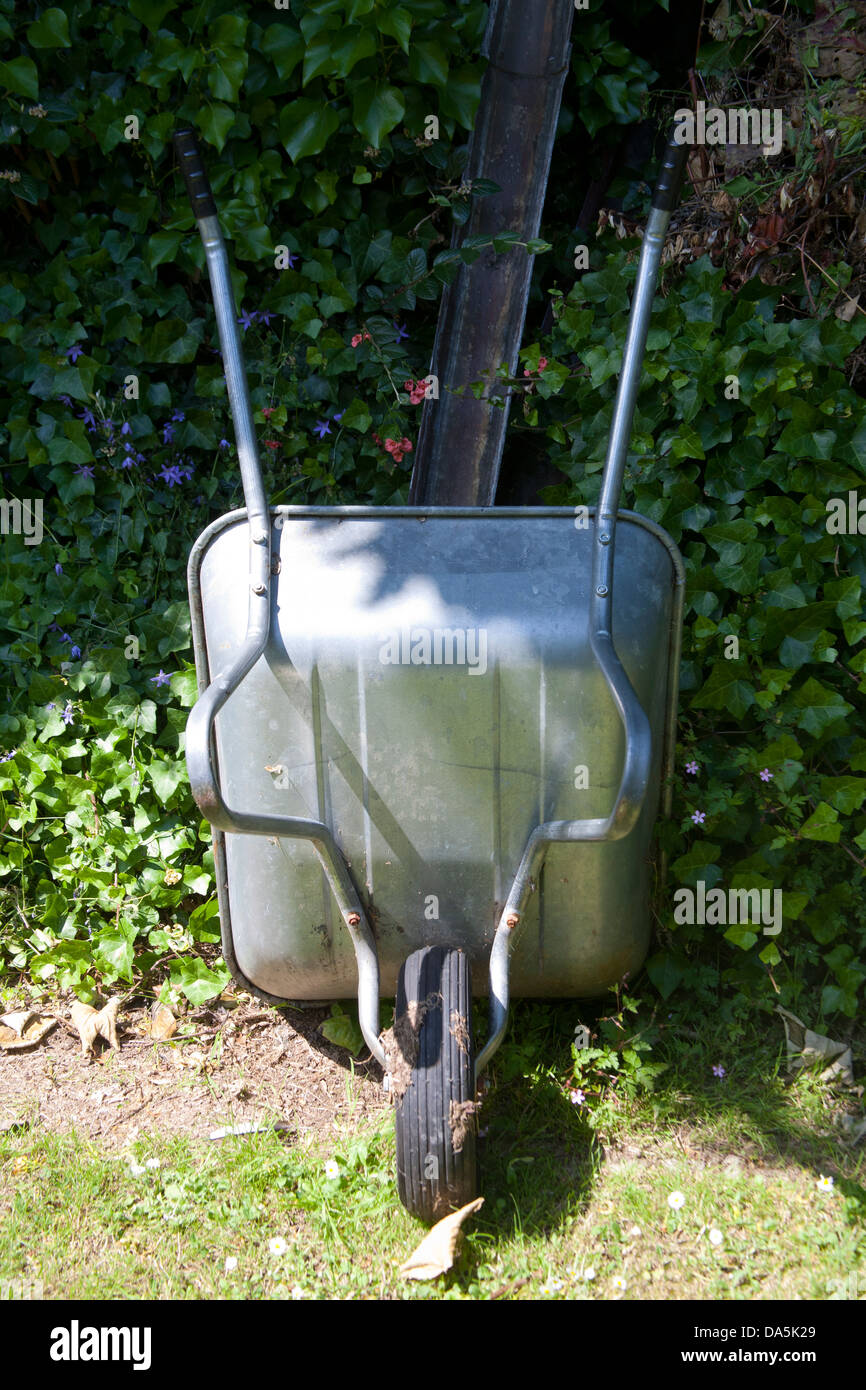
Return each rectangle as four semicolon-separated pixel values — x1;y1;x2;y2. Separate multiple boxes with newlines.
346;912;360;927
506;913;519;928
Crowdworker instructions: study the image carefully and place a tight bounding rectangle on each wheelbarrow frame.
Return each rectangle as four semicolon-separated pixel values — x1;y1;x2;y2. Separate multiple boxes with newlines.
175;129;688;1081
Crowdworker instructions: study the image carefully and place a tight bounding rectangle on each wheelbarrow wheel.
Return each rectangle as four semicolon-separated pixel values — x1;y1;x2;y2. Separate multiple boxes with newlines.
392;945;477;1224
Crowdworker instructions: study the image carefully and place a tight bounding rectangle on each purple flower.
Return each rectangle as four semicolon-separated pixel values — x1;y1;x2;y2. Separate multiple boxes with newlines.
65;345;84;362
171;409;185;423
0;749;15;762
162;423;175;444
570;1088;586;1106
121;456;136;470
136;452;147;464
256;310;275;326
685;760;698;775
61;702;74;726
54;563;63;575
58;394;73;407
333;410;345;423
393;322;409;342
47;623;60;633
45;703;55;711
238;309;255;332
59;632;71;644
314;419;332;439
219;438;230;449
284;251;298;269
759;768;773;782
75;464;95;478
712;1064;726;1079
158;464;184;487
69;645;81;660
121;421;132;435
151;670;171;687
691;810;706;825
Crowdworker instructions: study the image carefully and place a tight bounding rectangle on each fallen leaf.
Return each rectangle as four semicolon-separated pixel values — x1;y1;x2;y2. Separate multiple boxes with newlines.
835;293;860;322
776;1006;854;1084
148;1002;177;1040
71;998;122;1058
0;1010;57;1051
399;1197;484;1281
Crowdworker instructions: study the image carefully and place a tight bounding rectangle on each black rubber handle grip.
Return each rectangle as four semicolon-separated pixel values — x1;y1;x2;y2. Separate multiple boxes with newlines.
173;126;217;220
652;128;690;212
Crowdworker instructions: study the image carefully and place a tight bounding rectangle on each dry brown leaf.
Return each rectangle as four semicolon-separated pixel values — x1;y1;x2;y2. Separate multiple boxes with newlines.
148;1002;177;1040
0;1010;57;1051
399;1197;484;1281
71;998;122;1058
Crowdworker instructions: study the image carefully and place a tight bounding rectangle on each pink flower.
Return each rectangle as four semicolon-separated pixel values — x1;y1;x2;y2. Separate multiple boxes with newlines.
759;768;773;782
685;760;698;775
538;357;548;372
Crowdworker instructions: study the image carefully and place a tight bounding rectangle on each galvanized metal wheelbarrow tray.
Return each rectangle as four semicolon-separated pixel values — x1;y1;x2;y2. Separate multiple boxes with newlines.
174;129;687;1220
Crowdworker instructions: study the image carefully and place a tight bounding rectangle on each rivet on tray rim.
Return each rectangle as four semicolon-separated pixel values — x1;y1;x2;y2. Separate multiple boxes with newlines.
596;584;608;597
252;581;267;595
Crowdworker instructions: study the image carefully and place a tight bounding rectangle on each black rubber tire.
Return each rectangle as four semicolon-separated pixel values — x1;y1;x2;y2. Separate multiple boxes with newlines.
394;945;478;1223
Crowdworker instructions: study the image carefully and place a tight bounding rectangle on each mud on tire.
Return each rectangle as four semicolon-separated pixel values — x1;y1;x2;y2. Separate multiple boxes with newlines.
391;945;478;1223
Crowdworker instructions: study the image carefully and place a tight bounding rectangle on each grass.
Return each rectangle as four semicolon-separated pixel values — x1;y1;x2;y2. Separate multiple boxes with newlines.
1;999;864;1300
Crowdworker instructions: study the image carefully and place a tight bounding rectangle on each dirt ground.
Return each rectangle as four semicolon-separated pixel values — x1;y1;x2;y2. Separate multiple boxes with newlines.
0;996;388;1151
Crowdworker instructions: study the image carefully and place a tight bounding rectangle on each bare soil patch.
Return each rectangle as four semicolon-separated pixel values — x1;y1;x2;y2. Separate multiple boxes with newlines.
0;995;388;1151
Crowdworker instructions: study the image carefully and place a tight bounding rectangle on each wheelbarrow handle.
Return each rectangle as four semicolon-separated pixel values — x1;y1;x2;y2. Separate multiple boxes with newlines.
173;127;217;221
652;130;690;212
174;129;385;1067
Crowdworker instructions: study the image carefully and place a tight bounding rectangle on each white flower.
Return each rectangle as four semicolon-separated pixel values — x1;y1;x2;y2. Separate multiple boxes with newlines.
145;1158;161;1170
667;1190;686;1210
708;1228;723;1247
291;1285;306;1300
583;1267;596;1281
629;1224;642;1237
540;1277;564;1294
817;1175;834;1193
611;1274;627;1292
269;1237;288;1256
128;1162;146;1177
225;1256;238;1273
324;1159;341;1181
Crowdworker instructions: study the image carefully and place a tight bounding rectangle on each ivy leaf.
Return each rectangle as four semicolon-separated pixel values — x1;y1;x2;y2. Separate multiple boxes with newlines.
789;678;853;737
800;802;842;843
26;8;71;47
692;663;756;721
128;0;178;32
168;956;231;1005
198;103;236;153
351;81;405;148
819;777;866;815
438;66;482;128
319;1002;365;1055
279;99;340;162
409;40;449;87
0;56;39;99
645;951;683;1000
260;22;305;80
377;6;412;52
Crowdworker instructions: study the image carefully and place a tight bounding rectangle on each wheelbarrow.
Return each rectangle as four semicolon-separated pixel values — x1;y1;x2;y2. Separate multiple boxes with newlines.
174;127;688;1222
